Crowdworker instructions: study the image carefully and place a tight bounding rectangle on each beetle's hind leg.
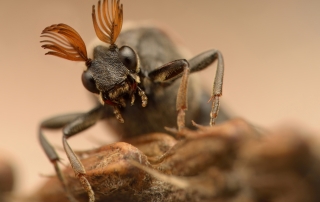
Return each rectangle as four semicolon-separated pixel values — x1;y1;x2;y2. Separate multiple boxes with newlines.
188;49;224;126
39;105;105;202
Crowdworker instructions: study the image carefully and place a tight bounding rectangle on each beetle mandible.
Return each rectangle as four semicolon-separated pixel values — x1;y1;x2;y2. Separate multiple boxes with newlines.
39;0;227;201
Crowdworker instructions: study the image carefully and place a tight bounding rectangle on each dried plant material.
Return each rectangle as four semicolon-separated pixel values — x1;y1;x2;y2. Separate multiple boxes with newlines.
40;24;88;62
124;133;177;159
0;154;14;202
12;119;320;202
237;129;320;202
92;0;123;44
28;142;152;202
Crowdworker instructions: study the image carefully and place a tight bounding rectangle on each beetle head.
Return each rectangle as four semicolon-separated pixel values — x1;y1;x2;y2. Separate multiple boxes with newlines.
41;0;142;108
83;43;141;107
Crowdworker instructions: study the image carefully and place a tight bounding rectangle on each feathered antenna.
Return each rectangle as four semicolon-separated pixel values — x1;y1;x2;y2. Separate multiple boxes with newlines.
40;24;89;62
92;0;123;45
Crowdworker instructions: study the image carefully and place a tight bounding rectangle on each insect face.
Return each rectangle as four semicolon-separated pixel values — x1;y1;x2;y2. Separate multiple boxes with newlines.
82;44;140;107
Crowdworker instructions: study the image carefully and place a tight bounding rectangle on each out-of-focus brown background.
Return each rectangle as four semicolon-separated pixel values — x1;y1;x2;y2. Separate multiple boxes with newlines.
1;0;320;196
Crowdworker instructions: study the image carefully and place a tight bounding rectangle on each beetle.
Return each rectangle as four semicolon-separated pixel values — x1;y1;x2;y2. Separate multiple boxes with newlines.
39;0;227;201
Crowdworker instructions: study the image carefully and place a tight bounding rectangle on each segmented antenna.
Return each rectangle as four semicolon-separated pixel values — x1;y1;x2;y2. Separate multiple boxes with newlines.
40;24;88;62
92;0;123;44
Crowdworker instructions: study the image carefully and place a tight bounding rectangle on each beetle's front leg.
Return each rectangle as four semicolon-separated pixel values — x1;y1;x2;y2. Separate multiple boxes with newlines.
39;105;104;202
188;49;224;126
39;113;83;202
62;105;104;202
176;65;190;131
148;59;190;131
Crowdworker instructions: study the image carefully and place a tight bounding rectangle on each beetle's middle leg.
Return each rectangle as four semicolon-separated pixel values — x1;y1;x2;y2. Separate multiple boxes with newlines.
188;49;224;126
148;59;190;131
39;105;105;202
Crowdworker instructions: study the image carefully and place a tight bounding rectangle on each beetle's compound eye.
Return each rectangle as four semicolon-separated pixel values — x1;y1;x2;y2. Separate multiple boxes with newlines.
82;70;99;94
119;46;138;73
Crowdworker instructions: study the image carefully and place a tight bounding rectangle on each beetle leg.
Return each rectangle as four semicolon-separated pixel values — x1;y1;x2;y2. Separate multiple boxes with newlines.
39;113;83;202
39;105;104;202
176;66;190;131
148;59;190;131
62;105;104;202
188;49;224;126
148;59;189;83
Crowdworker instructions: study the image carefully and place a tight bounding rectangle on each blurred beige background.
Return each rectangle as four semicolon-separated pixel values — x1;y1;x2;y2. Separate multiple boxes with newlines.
1;0;320;196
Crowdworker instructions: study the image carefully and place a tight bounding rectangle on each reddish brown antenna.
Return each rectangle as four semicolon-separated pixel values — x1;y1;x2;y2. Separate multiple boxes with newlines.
92;0;123;45
40;24;89;62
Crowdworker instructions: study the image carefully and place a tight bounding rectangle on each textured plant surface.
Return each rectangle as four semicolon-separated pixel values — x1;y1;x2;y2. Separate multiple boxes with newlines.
3;118;320;202
0;154;15;202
